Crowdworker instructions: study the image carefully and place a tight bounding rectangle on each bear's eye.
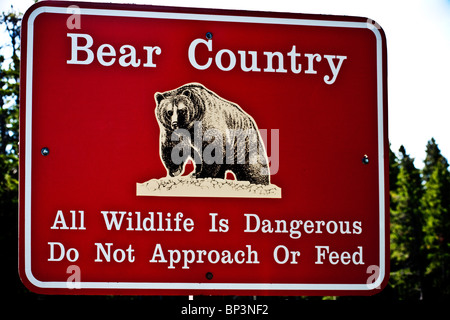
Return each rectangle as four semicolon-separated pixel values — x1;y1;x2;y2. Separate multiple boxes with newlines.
167;110;173;116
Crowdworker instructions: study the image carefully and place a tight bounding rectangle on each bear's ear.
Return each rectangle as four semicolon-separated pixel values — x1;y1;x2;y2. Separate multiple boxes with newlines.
155;93;165;104
181;89;192;99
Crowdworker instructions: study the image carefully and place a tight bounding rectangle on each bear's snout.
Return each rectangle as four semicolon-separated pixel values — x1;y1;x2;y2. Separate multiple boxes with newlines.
170;110;178;129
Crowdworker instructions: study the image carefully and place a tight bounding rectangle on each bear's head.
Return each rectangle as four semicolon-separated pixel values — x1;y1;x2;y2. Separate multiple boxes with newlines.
155;88;203;131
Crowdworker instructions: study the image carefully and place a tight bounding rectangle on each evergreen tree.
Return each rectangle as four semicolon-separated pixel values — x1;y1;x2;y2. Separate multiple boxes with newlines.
0;8;22;296
0;9;21;210
390;145;425;299
389;144;400;211
423;138;449;183
0;9;20;155
421;139;450;299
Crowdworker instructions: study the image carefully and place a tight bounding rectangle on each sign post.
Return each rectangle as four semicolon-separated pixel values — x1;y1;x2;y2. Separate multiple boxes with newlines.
19;1;388;295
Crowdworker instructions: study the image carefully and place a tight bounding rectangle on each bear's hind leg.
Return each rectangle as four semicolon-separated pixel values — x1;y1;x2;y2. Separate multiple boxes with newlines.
194;163;226;179
231;164;270;185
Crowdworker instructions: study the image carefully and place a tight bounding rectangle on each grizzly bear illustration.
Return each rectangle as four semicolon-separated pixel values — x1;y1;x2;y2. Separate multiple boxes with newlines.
154;83;270;185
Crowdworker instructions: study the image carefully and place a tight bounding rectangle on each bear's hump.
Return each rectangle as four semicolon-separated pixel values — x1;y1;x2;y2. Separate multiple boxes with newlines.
157;83;253;125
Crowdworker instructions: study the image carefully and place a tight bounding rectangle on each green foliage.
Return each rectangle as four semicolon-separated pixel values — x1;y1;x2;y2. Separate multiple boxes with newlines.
423;138;449;183
1;7;22;297
389;143;400;194
0;9;21;156
389;145;425;299
389;139;450;300
421;144;450;298
0;9;21;204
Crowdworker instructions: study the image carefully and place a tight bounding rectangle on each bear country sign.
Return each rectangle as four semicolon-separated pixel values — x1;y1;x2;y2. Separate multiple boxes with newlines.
18;1;389;295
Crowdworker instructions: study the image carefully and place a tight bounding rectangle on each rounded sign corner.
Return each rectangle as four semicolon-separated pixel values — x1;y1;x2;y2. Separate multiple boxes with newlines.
364;17;387;43
18;264;46;295
22;0;48;24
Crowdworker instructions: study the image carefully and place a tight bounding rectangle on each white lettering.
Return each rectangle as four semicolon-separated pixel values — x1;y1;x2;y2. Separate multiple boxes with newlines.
66;34;347;83
188;38;212;70
238;50;261;72
51;210;85;230
101;211;194;232
48;242;65;261
51;210;69;230
67;33;94;65
119;45;141;67
94;243;135;263
263;51;287;73
48;242;79;262
273;245;301;264
187;38;346;83
143;46;161;67
97;44;116;66
323;55;347;85
149;244;259;269
67;33;160;68
244;214;362;240
215;49;236;71
287;45;302;74
304;53;322;74
315;246;364;265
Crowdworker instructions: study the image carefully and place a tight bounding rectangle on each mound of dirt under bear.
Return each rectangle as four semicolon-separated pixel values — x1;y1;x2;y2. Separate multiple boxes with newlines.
137;176;281;198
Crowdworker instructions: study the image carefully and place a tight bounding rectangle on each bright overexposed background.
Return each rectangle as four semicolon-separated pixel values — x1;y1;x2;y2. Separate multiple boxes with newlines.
1;0;449;167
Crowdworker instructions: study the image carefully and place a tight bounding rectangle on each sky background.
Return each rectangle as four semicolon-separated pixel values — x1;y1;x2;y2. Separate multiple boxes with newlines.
1;0;449;168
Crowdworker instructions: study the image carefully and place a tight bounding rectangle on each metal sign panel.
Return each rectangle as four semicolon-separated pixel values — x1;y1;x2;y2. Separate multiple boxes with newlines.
19;1;389;295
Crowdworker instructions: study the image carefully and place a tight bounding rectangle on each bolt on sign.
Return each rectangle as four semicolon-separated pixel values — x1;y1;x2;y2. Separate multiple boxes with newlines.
19;1;389;295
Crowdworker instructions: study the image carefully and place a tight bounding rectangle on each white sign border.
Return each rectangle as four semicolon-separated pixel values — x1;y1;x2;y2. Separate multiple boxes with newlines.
24;4;386;292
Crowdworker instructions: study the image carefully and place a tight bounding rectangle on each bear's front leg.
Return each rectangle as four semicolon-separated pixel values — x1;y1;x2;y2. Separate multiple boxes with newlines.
161;145;185;177
189;147;203;178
